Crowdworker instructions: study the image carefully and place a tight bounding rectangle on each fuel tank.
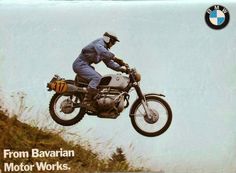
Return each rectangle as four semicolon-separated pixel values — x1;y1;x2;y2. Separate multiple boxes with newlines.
99;74;129;89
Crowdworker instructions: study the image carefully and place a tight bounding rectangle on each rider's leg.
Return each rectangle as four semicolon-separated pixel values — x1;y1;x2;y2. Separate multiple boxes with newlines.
73;64;101;107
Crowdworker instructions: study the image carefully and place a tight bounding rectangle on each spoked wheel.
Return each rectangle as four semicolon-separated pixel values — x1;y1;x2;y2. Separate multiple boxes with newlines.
130;95;172;137
49;93;86;126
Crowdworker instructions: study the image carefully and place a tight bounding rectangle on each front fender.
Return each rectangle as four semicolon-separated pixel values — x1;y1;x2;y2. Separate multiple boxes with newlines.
129;93;165;117
145;93;165;97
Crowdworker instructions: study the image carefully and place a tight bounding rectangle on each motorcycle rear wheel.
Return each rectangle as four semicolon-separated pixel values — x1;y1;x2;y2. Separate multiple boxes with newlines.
130;95;172;137
49;93;86;126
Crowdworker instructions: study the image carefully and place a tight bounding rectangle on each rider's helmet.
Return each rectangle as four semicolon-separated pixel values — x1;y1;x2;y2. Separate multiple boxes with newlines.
103;32;120;46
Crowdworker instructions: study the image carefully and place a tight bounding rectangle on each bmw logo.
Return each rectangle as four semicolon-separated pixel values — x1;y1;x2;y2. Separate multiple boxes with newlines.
205;5;230;30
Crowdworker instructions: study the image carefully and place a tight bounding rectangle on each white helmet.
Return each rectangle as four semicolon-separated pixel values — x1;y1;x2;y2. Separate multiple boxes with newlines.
103;32;120;44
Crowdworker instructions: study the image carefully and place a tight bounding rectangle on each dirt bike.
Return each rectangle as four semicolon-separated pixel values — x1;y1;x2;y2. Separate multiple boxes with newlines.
47;65;172;137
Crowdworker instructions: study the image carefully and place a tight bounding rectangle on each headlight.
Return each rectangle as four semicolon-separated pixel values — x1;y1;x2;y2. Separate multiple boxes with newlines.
135;72;141;82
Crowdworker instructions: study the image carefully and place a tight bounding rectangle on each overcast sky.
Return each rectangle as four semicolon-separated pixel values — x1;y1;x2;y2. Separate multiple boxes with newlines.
0;1;236;173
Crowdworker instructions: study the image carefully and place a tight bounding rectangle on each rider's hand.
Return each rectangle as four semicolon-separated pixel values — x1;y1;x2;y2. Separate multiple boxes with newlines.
114;57;125;66
119;66;128;74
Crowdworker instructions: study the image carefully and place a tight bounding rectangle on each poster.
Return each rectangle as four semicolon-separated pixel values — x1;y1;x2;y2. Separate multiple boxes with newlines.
0;0;235;173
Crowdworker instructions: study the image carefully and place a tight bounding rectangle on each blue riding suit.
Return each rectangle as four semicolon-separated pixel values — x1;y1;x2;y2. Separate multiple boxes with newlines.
72;38;121;89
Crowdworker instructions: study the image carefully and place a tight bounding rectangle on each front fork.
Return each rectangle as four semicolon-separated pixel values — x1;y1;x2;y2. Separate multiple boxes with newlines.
134;83;152;119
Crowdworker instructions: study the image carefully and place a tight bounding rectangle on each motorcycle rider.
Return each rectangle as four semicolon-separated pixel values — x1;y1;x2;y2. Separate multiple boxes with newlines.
72;32;128;109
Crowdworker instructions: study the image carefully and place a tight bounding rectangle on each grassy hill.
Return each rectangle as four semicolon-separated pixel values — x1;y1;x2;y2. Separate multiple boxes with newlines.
0;110;144;173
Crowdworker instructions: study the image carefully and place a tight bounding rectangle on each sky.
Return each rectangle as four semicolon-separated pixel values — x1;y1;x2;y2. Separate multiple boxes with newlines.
0;1;236;173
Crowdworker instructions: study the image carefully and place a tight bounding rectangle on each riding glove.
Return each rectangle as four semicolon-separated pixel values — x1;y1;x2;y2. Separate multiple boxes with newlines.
114;57;126;66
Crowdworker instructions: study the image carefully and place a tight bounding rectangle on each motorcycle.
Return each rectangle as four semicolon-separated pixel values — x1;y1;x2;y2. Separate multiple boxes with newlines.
46;65;172;137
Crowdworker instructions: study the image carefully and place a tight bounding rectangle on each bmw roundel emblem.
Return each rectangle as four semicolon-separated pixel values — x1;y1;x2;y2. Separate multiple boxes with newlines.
205;5;230;30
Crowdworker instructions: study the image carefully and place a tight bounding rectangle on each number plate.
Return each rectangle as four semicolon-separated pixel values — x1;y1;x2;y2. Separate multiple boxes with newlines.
50;80;68;93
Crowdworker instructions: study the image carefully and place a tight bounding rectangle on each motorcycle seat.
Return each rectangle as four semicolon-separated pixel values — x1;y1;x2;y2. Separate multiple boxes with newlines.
75;75;90;84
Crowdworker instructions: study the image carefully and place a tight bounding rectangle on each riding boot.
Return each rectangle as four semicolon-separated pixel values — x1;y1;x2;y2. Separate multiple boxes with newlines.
80;88;98;111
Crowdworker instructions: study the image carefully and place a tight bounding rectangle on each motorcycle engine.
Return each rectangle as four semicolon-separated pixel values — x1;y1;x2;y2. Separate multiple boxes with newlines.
97;95;125;113
97;96;115;110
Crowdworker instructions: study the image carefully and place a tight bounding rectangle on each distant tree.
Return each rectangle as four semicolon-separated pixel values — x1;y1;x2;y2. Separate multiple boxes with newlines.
110;147;127;163
106;147;130;171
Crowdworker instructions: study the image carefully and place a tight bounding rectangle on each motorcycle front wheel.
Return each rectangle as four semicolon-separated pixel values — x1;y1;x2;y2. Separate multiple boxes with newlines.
130;95;172;137
49;93;86;126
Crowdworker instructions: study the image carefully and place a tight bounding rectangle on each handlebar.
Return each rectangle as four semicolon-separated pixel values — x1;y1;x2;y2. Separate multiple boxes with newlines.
124;63;133;74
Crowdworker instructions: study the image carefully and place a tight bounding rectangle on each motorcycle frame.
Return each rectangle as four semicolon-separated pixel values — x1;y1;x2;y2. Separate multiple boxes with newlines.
58;70;166;117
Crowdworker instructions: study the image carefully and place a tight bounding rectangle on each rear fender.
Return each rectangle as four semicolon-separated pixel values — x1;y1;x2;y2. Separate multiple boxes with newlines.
62;80;76;96
47;78;84;97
